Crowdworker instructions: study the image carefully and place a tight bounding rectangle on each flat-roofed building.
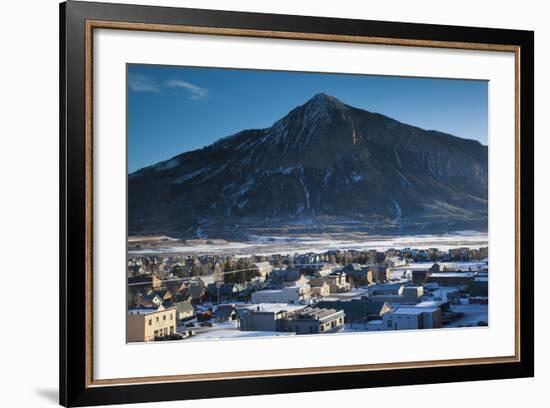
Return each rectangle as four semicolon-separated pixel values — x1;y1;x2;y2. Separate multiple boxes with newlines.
426;272;476;287
284;307;345;334
239;304;307;332
469;276;489;297
127;305;177;342
367;283;422;304
367;283;403;297
401;286;424;302
251;284;311;304
382;306;442;330
316;299;391;323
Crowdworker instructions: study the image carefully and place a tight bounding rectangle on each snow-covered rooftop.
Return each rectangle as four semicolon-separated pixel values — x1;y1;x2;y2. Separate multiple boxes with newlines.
414;300;447;308
239;303;307;314
391;306;439;315
430;272;476;278
128;307;162;315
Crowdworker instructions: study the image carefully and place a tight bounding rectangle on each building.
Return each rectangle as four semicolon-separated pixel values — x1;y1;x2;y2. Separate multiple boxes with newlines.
384;256;407;268
340;264;373;286
469;276;489;297
326;272;351;292
382;306;442;330
127;263;146;277
294;254;329;273
127;274;162;306
365;320;386;331
148;290;172;303
401;286;424;302
239;304;307;332
127;305;177;342
368;283;403;297
252;262;273;279
412;270;430;285
251;284;311;304
316;299;392;324
367;283;423;303
310;281;330;297
128;274;162;291
414;299;451;313
172;300;195;321
426;272;476;287
284;307;345;334
180;278;208;303
160;276;183;293
214;304;237;322
138;293;164;308
207;282;246;302
268;269;306;288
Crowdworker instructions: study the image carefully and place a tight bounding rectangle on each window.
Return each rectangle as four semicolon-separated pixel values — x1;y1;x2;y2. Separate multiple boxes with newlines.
163;315;166;321
170;326;174;334
154;330;158;337
148;319;152;326
156;316;159;322
170;313;173;320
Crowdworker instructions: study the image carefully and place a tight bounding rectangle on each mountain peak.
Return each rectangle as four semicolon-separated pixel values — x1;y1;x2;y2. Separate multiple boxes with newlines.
304;93;345;108
129;92;488;236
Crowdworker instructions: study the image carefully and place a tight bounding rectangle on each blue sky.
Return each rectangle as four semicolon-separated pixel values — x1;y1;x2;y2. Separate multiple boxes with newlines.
128;64;488;173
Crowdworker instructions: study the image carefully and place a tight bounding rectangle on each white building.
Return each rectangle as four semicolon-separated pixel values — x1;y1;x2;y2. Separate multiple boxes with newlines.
253;261;274;278
251;284;311;304
382;306;442;330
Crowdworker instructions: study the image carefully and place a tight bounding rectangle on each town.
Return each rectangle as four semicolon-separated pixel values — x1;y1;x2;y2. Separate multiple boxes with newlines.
127;245;489;342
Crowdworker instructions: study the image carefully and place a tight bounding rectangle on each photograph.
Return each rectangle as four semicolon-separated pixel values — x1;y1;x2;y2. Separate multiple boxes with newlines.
126;64;489;343
52;0;535;406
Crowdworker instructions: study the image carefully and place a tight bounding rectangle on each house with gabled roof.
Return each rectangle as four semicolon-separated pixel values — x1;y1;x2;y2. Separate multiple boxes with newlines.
214;304;237;322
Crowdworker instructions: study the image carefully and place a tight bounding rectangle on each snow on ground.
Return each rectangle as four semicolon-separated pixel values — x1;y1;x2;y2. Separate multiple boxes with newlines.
129;232;488;256
322;288;368;301
444;303;488;328
429;287;460;302
344;323;371;332
189;328;296;341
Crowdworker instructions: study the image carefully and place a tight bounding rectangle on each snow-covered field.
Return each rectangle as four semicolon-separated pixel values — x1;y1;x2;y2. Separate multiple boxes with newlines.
444;304;489;328
190;328;296;341
129;231;488;257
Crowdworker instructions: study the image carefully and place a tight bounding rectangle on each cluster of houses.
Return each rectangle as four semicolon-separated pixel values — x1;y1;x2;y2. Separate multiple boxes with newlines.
127;248;488;342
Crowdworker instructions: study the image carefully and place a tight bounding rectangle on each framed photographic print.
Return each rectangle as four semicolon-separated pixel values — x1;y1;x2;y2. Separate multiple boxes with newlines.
59;1;534;406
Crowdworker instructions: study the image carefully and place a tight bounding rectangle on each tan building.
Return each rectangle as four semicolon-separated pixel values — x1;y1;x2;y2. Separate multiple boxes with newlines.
252;261;274;279
312;272;351;293
127;305;177;342
333;273;351;292
127;274;162;306
310;281;330;297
